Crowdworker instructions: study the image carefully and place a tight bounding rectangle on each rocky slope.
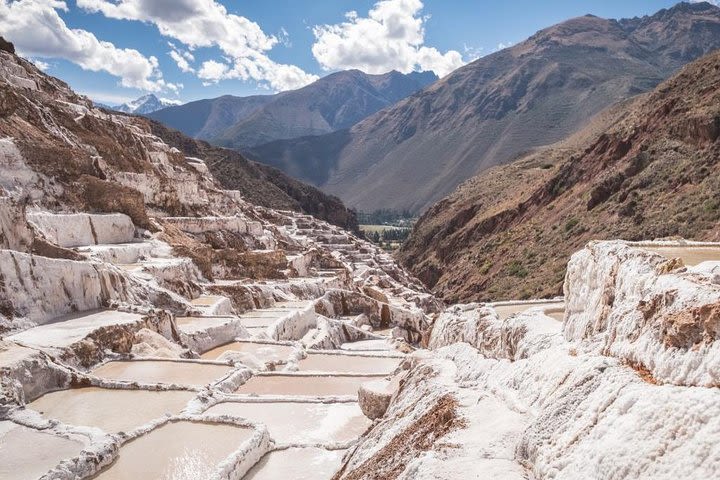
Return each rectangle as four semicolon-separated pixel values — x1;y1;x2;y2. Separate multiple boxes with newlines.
0;39;356;231
149;70;437;148
252;1;720;212
113;94;181;115
399;47;720;303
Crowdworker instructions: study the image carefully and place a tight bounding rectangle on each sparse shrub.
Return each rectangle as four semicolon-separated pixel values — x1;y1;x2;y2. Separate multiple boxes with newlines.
506;261;528;278
478;261;492;275
564;217;580;232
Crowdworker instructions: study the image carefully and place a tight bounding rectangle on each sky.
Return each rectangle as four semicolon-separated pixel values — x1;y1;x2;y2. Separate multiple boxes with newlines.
0;0;703;105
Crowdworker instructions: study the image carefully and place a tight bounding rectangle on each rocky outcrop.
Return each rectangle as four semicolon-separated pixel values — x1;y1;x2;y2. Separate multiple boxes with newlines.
565;241;720;386
341;239;720;479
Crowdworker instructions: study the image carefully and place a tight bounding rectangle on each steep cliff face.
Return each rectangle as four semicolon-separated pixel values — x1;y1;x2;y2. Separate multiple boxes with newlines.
400;48;720;303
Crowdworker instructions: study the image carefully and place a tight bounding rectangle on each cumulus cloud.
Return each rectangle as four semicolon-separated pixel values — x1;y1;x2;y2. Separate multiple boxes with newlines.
0;0;178;92
77;0;318;91
168;42;195;73
311;0;465;77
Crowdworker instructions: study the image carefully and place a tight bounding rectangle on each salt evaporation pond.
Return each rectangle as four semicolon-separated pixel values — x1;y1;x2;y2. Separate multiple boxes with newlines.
93;421;253;480
298;353;400;374
493;301;565;321
642;246;720;266
91;360;231;386
243;447;345;480
0;421;84;480
207;401;370;443
29;387;194;433
236;374;379;396
201;341;294;363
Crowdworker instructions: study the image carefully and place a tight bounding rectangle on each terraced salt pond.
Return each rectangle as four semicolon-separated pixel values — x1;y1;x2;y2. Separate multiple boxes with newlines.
492;301;565;321
91;360;231;386
641;245;720;266
207;401;370;443
28;387;194;433
0;421;85;480
244;447;345;480
298;353;401;374
236;374;382;396
201;341;295;363
92;421;254;480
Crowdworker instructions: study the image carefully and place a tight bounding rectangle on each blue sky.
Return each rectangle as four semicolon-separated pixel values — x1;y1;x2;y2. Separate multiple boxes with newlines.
0;0;693;104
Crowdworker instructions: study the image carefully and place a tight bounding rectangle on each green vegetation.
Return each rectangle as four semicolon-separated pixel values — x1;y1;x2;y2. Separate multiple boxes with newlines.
506;260;529;278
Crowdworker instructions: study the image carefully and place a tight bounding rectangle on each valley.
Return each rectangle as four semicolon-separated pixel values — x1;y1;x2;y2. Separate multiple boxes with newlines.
1;1;720;479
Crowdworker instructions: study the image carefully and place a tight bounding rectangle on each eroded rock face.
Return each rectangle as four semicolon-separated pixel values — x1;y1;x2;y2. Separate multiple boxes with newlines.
564;241;720;387
341;240;720;479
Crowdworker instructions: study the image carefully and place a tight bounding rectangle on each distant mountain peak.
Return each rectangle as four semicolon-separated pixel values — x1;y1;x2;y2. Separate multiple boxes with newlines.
113;94;182;115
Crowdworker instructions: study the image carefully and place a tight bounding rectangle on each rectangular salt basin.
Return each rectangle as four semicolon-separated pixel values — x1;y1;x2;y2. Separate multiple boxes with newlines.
190;295;225;306
91;360;231;386
28;387;194;433
492;302;565;320
93;421;253;480
0;421;85;480
201;341;294;363
243;447;345;480
206;401;371;443
642;246;720;266
299;353;400;374
236;374;379;396
176;316;238;334
239;317;277;328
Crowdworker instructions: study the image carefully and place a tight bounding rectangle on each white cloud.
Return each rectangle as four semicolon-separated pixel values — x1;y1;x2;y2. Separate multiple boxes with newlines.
168;42;195;73
691;1;719;6
311;0;465;77
30;58;51;71
494;41;514;52
77;0;318;91
0;0;178;92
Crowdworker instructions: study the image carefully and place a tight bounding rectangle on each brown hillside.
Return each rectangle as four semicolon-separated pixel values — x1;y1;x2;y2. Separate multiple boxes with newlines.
399;49;720;303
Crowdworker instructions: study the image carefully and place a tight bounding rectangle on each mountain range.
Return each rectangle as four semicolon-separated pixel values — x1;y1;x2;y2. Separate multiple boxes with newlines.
399;46;720;302
243;1;720;212
110;94;181;114
148;70;437;148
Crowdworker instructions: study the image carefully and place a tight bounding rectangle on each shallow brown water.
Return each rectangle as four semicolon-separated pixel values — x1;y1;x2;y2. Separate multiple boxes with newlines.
243;447;345;480
29;387;194;433
91;361;231;386
236;374;379;396
92;421;253;480
200;341;294;363
298;353;400;374
0;421;84;480
206;401;370;443
642;246;720;266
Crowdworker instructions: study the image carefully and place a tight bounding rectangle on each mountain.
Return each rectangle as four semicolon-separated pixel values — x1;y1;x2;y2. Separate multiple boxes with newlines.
0;39;356;231
398;47;720;303
247;1;720;213
113;94;182;114
147;94;274;140
147;70;437;147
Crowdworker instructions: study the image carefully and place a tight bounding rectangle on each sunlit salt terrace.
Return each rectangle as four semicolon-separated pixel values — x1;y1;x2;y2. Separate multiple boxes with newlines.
0;206;418;479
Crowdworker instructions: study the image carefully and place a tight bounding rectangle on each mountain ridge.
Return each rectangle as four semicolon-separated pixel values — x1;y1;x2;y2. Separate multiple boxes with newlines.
398;46;720;302
148;69;437;148
247;1;720;213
